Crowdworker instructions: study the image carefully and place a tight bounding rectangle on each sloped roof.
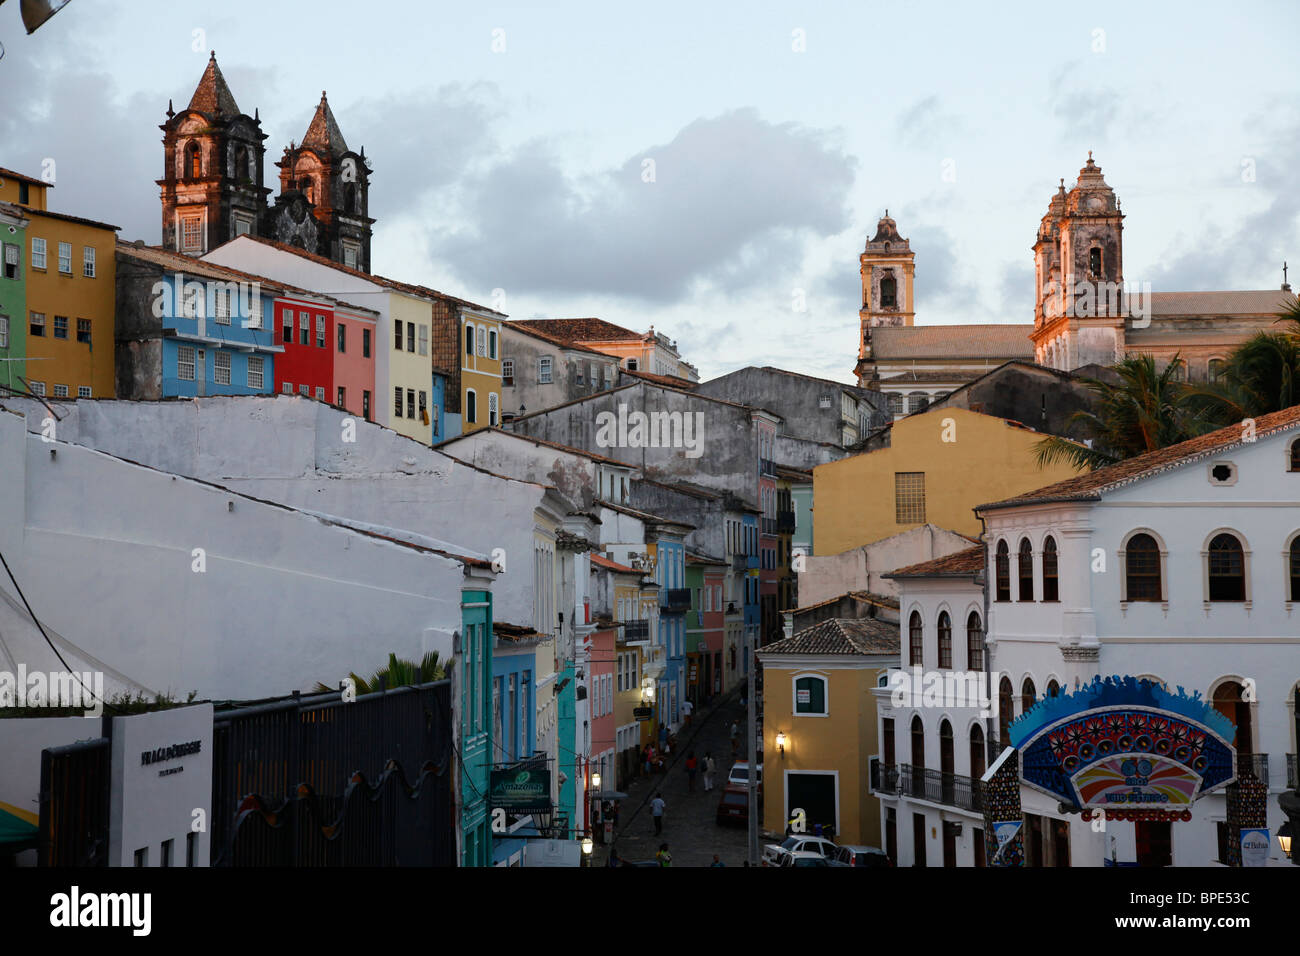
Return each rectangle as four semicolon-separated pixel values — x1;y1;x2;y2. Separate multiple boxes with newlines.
885;545;985;578
439;426;631;466
187;52;241;118
0;167;49;189
978;404;1300;511
300;92;349;156
871;324;1034;360
515;317;645;342
19;206;118;233
790;589;900;615
502;320;617;357
759;618;899;657
1136;290;1298;317
596;498;696;531
591;554;640;574
117;242;376;314
621;368;698;389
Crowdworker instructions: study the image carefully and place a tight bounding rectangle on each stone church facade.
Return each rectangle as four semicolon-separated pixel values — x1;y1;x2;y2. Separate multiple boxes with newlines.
856;154;1295;413
158;53;374;272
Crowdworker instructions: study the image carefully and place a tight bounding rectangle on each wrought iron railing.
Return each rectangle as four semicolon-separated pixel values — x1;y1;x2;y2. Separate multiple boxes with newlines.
873;762;984;813
1287;753;1297;791
776;512;796;533
622;620;650;642
659;588;691;611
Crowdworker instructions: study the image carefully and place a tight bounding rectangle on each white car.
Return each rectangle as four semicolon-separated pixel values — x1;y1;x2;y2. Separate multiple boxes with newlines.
762;834;836;866
727;761;763;789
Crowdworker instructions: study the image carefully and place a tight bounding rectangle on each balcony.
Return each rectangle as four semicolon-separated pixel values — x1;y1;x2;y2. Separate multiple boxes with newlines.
659;588;691;612
621;620;650;643
731;555;749;573
761;517;775;535
776;511;795;533
759;458;775;477
873;763;984;813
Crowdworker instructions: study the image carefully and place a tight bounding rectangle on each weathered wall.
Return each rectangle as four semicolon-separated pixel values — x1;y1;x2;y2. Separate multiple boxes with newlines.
800;524;976;603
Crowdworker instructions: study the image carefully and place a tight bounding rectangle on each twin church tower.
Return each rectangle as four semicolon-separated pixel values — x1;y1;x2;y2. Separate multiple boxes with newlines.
158;52;374;272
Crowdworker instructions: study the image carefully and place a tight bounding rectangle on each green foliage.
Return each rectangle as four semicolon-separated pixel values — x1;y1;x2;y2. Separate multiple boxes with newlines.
314;650;448;697
0;689;198;719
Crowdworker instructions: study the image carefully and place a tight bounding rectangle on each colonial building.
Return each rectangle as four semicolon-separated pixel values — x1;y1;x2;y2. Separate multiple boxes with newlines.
696;366;886;447
160;54;373;271
512;317;699;382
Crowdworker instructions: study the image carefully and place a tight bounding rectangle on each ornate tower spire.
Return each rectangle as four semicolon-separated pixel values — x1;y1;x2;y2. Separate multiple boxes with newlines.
854;211;916;386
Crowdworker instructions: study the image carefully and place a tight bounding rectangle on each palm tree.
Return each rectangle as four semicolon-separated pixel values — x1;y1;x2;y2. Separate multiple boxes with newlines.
1183;332;1300;427
314;650;449;696
1035;354;1193;470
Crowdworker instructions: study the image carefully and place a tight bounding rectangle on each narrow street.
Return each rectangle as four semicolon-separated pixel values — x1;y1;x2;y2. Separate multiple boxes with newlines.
596;691;760;868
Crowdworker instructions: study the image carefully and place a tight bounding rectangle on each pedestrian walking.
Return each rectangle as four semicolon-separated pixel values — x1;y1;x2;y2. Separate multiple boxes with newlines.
682;698;693;728
656;843;672;867
658;723;668;752
685;751;698;791
703;752;716;791
650;792;666;835
643;744;653;775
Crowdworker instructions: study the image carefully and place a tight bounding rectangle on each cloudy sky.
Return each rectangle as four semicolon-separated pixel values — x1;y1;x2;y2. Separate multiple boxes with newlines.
2;0;1297;382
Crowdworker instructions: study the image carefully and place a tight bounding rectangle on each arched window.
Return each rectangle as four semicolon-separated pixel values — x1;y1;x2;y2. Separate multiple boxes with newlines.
1021;677;1036;715
1207;533;1246;601
465;325;474;355
908;611;923;667
234;144;248;179
1208;358;1226;384
969;725;986;779
908;391;929;413
1125;533;1162;601
965;612;983;670
1017;538;1034;602
910;715;925;769
1290;439;1300;472
1089;247;1102;275
1290;537;1300;602
937;611;952;669
998;676;1013;743
995;541;1010;602
184;141;201;179
1042;536;1059;601
880;275;897;308
1046;679;1060;698
888;393;904;417
1211;681;1254;756
794;674;827;716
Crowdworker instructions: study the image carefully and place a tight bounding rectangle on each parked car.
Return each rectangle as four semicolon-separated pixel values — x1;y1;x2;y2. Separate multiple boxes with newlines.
762;834;836;866
778;850;844;867
716;784;749;827
833;845;891;868
727;760;763;792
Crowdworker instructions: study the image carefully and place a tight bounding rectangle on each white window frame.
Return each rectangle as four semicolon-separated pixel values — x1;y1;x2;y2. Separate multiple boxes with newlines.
247;355;264;389
282;382;293;394
57;241;72;274
316;314;326;348
82;246;96;277
489;392;498;426
213;351;231;385
180;215;202;253
466;388;477;424
299;384;310;396
0;314;7;349
394;386;404;417
538;356;553;384
31;237;46;270
177;345;196;382
488;329;497;359
315;385;325;401
502;359;514;385
77;386;91;398
792;671;829;718
214;289;230;325
52;384;68;397
29;380;45;396
477;327;486;357
418;324;428;356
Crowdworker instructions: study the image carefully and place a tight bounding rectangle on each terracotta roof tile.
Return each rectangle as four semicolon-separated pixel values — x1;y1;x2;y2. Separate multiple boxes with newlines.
758;618;899;657
1138;290;1298;316
0;167;50;189
978;404;1300;511
885;545;985;578
502;320;618;357
590;554;640;574
872;324;1034;360
514;317;646;342
620;368;698;388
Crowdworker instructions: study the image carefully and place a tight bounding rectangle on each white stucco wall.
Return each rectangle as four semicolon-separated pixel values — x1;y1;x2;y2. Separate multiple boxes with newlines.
801;524;976;604
0;409;468;700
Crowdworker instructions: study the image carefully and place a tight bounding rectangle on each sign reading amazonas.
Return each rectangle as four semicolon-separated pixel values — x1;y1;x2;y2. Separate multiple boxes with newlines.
489;761;551;811
1008;676;1236;811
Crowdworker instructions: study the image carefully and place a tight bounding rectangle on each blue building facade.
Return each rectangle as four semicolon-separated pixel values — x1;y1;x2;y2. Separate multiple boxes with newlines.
490;643;537;866
154;272;280;397
656;536;687;728
431;370;449;441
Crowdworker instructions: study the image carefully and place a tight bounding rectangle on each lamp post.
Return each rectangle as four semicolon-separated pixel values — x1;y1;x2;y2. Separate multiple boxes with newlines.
775;731;787;756
1280;688;1300;865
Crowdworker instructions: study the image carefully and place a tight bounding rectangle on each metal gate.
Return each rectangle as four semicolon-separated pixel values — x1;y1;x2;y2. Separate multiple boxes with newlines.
38;737;111;867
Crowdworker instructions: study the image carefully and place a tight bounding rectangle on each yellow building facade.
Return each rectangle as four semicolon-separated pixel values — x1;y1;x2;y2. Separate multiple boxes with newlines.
3;171;118;398
386;290;435;444
757;617;898;847
812;407;1083;555
460;306;502;433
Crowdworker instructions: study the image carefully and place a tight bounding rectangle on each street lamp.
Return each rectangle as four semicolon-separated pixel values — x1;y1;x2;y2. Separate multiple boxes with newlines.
591;771;601;792
581;836;593;856
1279;821;1293;860
775;731;787;756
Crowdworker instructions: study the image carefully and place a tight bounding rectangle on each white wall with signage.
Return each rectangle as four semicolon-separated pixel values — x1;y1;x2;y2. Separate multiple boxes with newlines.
110;704;213;867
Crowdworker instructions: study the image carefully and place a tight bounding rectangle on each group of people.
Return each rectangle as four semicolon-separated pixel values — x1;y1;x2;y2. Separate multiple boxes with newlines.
683;751;717;791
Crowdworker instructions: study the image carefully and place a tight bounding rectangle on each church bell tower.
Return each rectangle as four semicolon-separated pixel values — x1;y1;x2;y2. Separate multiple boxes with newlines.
854;212;916;385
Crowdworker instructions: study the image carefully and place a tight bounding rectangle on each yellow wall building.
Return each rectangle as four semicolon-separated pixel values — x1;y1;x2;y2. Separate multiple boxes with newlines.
812;407;1083;555
460;306;502;433
2;169;118;398
757;617;898;847
386;289;435;444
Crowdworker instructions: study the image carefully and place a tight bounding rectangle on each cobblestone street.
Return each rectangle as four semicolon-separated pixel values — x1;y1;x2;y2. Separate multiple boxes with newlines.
595;691;761;868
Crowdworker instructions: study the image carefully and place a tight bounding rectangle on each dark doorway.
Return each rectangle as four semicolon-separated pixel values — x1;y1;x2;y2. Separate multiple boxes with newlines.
1052;819;1071;867
973;827;986;867
1136;820;1172;867
912;813;927;867
885;808;897;865
942;821;958;867
786;773;837;838
1025;813;1044;867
